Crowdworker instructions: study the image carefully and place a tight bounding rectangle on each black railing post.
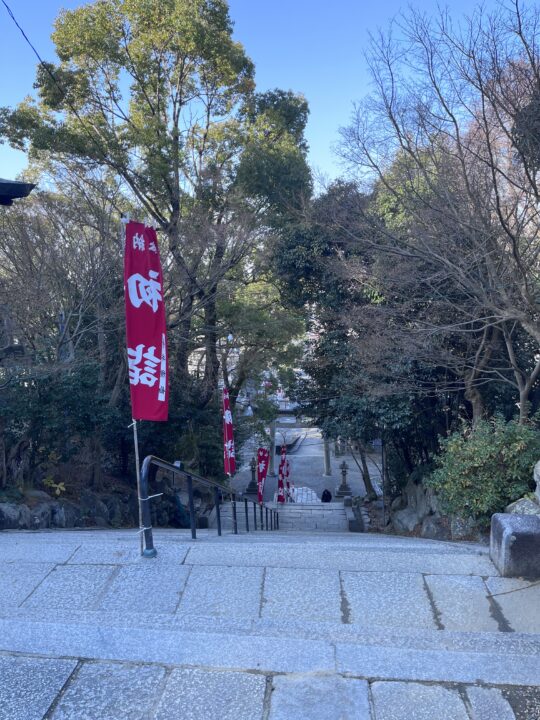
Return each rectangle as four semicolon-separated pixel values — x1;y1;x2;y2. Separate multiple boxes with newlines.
232;493;238;535
270;510;274;530
244;498;249;532
265;507;269;531
187;475;196;540
260;503;263;529
253;502;257;530
139;457;157;558
276;512;279;530
214;486;222;537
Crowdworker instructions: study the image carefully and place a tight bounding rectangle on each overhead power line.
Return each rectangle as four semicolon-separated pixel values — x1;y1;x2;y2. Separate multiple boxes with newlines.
1;0;123;180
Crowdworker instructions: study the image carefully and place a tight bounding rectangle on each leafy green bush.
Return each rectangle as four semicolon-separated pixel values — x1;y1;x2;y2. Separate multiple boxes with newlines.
427;417;540;527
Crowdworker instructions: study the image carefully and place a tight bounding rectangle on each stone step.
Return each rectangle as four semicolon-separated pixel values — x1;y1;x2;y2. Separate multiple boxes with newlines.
4;653;537;720
4;604;540;656
210;501;351;532
1;615;539;687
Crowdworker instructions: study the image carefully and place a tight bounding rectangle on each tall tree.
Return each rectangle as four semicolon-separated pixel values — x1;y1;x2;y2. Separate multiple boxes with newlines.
1;0;310;405
339;1;540;423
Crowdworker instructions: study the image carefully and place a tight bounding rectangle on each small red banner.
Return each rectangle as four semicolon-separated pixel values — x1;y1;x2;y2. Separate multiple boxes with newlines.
124;221;168;421
222;387;236;476
257;447;270;504
277;444;287;503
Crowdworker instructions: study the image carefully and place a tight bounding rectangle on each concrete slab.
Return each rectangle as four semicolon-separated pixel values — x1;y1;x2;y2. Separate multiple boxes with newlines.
263;568;342;623
154;668;266;720
0;536;79;563
467;686;516;720
0;562;54;607
68;541;190;565
0;654;76;720
484;578;540;633
50;661;166;719
185;544;495;575
178;565;263;618
341;572;436;630
98;564;191;613
268;674;370;720
0;618;336;673
425;575;499;632
336;643;540;685
370;681;469;720
21;564;115;610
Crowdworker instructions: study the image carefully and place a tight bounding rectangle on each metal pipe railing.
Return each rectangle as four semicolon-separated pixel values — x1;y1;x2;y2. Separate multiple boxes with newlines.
214;486;222;537
140;455;279;553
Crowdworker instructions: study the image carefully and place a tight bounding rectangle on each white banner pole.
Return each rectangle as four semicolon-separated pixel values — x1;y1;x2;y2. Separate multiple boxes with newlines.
132;419;144;555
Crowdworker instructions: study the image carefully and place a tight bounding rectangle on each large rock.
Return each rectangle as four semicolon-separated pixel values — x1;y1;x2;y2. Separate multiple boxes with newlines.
505;497;540;516
51;503;66;528
421;515;451;541
390;477;439;534
80;490;109;527
534;460;540;504
59;500;83;528
0;500;68;530
491;512;540;578
24;490;53;504
0;503;31;530
30;502;53;529
393;506;421;533
101;495;124;527
450;515;477;541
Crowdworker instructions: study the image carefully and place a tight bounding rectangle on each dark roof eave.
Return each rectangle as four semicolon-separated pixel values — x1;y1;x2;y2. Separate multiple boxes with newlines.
0;178;36;205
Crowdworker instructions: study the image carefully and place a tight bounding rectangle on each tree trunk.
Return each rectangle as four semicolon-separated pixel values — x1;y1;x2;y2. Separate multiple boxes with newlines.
519;391;531;424
175;293;194;382
7;439;30;490
200;293;220;406
96;301;107;394
464;384;484;427
351;443;378;499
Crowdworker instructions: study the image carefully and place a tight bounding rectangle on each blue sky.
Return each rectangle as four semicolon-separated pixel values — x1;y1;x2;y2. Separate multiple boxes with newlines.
1;0;498;181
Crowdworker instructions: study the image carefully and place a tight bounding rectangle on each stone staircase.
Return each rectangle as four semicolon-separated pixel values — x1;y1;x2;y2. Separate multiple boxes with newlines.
208;501;351;532
0;528;539;719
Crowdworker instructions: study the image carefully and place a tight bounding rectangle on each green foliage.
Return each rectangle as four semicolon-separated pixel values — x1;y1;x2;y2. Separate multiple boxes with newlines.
43;477;66;496
427;417;540;526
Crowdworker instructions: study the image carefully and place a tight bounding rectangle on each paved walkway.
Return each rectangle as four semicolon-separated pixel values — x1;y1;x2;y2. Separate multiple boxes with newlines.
1;528;539;718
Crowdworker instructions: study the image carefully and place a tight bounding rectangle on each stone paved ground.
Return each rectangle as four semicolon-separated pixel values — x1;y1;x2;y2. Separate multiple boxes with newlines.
1;528;540;719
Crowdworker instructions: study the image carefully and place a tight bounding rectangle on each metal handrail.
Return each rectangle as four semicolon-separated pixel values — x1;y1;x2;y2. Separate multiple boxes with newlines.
139;454;280;556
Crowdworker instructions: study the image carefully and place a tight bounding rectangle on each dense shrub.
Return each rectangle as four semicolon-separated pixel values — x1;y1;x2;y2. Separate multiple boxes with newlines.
427;417;540;527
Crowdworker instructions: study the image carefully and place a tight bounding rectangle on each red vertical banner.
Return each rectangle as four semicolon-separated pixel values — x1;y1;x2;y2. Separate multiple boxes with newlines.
277;444;286;503
124;221;168;421
257;447;270;504
284;458;291;500
222;387;236;476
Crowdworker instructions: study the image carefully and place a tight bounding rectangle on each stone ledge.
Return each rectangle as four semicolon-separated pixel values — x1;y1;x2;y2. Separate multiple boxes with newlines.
490;513;540;579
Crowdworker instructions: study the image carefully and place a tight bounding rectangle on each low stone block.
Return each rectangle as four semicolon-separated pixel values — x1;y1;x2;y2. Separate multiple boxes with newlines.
490;513;540;578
